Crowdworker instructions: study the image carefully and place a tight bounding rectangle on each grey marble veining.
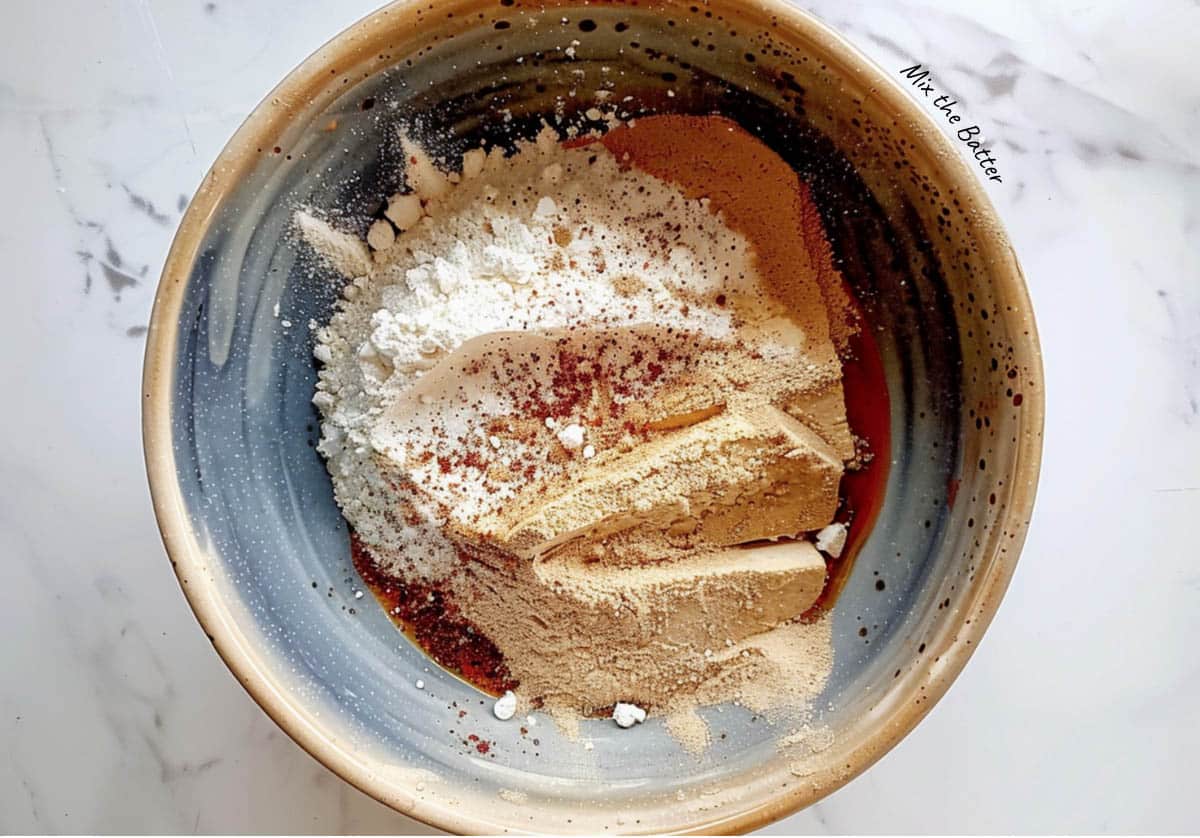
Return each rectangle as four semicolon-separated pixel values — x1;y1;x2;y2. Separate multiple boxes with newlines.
0;0;1197;833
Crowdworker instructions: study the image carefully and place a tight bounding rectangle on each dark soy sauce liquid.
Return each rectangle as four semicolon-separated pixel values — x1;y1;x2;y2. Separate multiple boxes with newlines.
803;289;891;619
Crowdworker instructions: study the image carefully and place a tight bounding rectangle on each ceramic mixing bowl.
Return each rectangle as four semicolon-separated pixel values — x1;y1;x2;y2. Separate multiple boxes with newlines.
142;0;1043;832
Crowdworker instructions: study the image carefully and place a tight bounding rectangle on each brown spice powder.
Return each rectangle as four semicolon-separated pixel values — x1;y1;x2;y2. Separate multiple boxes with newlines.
599;114;857;351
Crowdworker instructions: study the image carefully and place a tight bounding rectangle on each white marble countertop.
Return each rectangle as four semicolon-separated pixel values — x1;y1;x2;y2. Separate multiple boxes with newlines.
2;0;1197;832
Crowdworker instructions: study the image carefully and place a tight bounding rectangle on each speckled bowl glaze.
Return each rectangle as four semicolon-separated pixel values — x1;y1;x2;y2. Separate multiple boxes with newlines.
142;0;1043;833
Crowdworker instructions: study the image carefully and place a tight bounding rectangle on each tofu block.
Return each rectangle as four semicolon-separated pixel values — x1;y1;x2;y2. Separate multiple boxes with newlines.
536;540;828;644
478;406;843;559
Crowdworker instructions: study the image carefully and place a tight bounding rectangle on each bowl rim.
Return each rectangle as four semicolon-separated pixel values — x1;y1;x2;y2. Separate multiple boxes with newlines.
142;0;1045;832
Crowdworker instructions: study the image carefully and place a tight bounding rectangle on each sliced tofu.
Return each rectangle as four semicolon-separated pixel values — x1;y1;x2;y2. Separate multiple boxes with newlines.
475;405;842;559
535;539;827;644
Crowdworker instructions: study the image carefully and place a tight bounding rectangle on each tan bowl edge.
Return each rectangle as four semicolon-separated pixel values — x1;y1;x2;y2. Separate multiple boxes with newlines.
141;0;1045;833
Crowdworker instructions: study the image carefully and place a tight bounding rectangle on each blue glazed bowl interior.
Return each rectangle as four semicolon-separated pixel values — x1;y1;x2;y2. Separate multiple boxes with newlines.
150;0;1040;832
